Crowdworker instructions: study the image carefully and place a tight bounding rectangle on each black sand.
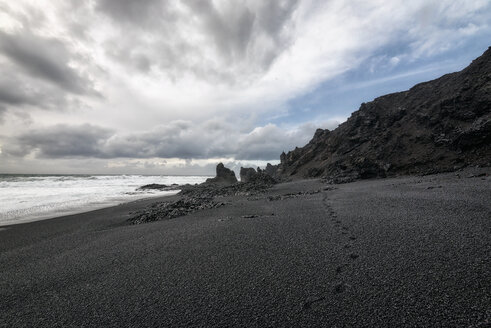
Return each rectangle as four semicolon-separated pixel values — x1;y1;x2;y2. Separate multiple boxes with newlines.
1;170;490;327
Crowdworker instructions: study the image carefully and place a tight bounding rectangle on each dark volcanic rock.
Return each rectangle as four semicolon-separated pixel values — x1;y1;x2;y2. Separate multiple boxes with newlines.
240;167;277;185
129;197;225;224
137;183;179;191
264;163;280;179
240;167;257;183
205;163;238;185
180;173;276;199
130;164;278;224
277;47;491;180
247;171;277;185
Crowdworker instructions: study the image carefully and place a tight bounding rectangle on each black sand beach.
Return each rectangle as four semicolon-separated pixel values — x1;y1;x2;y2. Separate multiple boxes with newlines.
1;170;490;327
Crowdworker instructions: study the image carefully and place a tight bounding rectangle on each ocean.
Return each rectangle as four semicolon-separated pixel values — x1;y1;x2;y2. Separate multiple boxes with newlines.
0;174;210;226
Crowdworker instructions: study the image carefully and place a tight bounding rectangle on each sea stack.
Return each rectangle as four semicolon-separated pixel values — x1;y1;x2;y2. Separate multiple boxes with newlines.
205;163;238;185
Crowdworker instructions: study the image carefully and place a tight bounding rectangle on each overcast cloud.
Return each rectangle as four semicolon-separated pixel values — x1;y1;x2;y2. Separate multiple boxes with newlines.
0;0;490;174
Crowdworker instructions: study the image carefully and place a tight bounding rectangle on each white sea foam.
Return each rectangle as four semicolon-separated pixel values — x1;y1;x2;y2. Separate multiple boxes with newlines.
0;175;210;226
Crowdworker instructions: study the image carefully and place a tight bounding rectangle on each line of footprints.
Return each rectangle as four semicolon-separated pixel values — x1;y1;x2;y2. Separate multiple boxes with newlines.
323;192;359;295
302;191;359;310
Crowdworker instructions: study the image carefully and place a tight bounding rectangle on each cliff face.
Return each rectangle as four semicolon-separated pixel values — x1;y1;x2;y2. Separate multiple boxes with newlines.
277;47;491;180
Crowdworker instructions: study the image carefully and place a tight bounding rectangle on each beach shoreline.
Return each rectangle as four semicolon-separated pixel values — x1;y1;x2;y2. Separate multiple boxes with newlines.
1;169;489;327
0;191;180;228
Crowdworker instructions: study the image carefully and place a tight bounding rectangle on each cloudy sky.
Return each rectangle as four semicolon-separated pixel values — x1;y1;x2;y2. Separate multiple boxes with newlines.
0;0;490;175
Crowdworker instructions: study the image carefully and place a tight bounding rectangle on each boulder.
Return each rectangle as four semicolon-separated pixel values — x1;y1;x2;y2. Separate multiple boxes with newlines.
240;167;257;183
264;163;278;177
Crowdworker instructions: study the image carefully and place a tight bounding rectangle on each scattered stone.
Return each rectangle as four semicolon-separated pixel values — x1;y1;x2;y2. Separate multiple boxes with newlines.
267;190;320;201
349;253;359;260
467;172;488;178
334;283;346;294
128;197;226;224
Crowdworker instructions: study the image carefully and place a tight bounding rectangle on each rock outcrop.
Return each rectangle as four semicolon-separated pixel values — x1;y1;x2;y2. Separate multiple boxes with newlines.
239;167;277;185
264;163;279;179
205;163;238;185
137;183;179;191
276;46;491;181
240;167;257;183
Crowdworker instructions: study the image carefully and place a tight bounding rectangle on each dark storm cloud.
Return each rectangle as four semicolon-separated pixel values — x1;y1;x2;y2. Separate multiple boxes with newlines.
0;83;32;121
0;66;90;122
0;30;92;95
0;70;44;108
5;124;113;158
4;120;322;161
0;87;34;106
103;121;225;159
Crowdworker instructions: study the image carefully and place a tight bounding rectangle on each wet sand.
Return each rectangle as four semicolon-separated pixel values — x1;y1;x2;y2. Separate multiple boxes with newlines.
1;170;490;327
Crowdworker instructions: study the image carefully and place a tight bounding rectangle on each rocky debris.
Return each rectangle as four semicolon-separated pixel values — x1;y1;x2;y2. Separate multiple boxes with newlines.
137;183;179;191
276;47;491;181
205;163;238;185
180;174;275;198
466;172;488;178
239;167;257;183
248;171;277;185
267;190;321;201
240;166;278;184
129;163;278;224
128;197;227;224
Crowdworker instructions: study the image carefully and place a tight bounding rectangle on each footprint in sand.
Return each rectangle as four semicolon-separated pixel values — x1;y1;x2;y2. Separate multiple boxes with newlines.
334;283;346;294
302;296;326;310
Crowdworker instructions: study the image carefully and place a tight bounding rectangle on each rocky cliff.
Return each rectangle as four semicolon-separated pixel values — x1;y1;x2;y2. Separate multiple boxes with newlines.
275;47;491;181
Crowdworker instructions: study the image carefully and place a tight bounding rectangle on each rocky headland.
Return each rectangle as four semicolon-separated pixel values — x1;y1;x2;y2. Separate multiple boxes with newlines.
271;47;491;181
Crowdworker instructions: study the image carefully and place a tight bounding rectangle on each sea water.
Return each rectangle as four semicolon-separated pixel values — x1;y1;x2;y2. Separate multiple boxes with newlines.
0;174;210;226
